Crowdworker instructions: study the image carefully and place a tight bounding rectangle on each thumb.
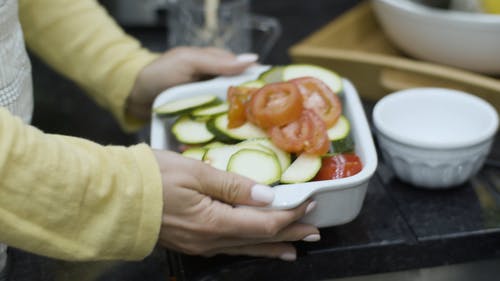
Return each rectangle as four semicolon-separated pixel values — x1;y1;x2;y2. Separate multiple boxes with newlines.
195;163;275;207
192;52;259;76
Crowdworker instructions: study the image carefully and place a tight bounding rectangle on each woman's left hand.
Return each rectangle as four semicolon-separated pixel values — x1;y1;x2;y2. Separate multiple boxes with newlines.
126;47;258;120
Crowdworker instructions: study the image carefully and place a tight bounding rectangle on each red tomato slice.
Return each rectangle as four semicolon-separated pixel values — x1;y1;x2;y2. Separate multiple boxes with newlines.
269;109;329;155
313;153;363;181
268;110;314;153
291;77;342;128
227;86;258;128
302;110;330;155
248;82;303;128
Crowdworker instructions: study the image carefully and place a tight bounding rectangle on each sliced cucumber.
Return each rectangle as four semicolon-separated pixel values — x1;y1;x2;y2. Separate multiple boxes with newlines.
171;115;214;144
282;64;343;94
207;113;267;143
191;102;228;119
154;94;219;117
239;138;291;172
280;153;322;184
227;149;281;185
327;115;350;141
182;147;207;160
240;80;265;88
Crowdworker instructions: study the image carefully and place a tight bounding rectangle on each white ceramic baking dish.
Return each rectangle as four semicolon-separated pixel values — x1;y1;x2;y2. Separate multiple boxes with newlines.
150;65;378;228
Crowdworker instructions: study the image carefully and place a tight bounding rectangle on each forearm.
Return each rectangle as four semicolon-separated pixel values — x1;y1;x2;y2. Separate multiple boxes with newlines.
18;0;159;131
0;108;163;261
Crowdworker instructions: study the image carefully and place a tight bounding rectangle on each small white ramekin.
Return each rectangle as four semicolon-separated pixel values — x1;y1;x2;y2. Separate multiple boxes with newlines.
373;87;498;188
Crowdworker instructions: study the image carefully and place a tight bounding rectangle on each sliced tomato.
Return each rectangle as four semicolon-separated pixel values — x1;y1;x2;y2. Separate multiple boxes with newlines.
269;109;329;155
313;153;363;181
248;82;303;128
291;77;342;128
302;110;330;155
268;111;313;153
227;86;258;128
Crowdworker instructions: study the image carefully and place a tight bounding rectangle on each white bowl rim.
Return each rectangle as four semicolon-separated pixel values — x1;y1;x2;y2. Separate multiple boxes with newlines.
373;87;499;149
376;0;500;24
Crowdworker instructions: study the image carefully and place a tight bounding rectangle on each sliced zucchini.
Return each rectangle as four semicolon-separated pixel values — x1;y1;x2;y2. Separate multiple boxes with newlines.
239;138;291;172
207;113;267;143
256;64;343;94
237;141;276;155
257;66;284;83
282;64;343;94
240;80;265;88
327;116;354;153
203;141;226;149
191;102;229;119
327;115;350;141
154;94;219;117
331;135;355;154
171;115;214;144
280;153;322;184
182;147;207;160
227;149;281;185
203;145;242;171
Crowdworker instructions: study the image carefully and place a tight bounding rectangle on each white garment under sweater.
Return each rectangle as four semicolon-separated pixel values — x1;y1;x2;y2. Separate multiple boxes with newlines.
0;0;34;278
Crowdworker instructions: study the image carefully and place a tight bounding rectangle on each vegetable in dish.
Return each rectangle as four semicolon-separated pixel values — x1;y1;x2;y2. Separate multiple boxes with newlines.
154;64;363;184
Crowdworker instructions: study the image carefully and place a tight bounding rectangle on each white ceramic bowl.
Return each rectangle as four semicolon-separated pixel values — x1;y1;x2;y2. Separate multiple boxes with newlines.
151;65;378;228
373;88;499;188
372;0;500;74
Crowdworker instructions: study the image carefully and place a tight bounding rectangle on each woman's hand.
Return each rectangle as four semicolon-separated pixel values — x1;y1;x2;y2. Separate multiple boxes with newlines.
126;47;258;121
153;150;320;261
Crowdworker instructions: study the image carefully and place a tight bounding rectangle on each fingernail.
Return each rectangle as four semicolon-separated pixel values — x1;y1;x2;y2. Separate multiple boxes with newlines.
250;184;274;204
305;201;317;214
302;234;321;242
279;251;297;262
236;53;259;63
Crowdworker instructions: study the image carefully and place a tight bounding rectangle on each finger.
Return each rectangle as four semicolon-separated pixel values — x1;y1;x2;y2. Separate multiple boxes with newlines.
193;162;275;206
207;243;298;262
190;50;259;76
203;223;320;250
200;47;236;58
208;199;317;238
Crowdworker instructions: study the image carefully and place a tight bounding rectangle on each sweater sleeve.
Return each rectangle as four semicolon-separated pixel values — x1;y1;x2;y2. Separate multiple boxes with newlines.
17;0;160;132
0;108;163;261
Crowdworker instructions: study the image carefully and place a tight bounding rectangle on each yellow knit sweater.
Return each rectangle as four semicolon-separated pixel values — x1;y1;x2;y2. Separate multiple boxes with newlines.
0;0;163;261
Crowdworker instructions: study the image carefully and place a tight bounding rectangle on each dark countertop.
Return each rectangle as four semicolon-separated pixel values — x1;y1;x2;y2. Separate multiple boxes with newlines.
6;1;500;281
169;124;500;281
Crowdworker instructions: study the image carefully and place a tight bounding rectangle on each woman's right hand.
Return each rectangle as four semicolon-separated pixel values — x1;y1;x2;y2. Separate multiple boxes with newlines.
153;150;320;261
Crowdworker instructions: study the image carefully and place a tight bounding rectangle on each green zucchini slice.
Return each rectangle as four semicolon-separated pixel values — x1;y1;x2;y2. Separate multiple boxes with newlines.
181;147;207;160
327;116;355;153
327;115;350;141
171;115;214;144
191;102;229;119
282;64;343;94
280;154;322;184
207;114;267;142
154;94;219;117
227;149;281;185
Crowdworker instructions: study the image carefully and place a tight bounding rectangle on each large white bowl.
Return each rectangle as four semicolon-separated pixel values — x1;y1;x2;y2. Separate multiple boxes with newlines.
150;65;378;228
372;0;500;74
373;87;499;188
